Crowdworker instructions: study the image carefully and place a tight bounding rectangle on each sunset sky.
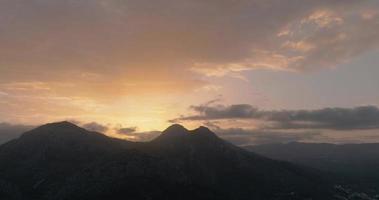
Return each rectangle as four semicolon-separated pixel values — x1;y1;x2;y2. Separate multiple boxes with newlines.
1;0;379;145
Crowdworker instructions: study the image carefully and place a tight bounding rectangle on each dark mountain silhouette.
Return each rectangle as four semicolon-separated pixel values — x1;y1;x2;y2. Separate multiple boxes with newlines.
0;122;336;200
0;122;136;199
148;125;334;199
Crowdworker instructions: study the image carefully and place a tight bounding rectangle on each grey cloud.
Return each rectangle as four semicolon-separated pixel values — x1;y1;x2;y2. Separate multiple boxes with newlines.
0;122;34;144
265;106;379;130
190;104;260;120
170;104;261;122
82;122;109;133
116;125;161;141
117;130;161;142
117;127;137;135
175;104;379;130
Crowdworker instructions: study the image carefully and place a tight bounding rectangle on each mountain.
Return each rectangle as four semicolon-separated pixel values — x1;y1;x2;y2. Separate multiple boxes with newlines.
247;142;379;193
0;122;336;200
0;122;137;199
148;125;333;199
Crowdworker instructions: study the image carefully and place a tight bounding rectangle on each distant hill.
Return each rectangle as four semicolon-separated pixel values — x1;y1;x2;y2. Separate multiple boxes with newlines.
247;142;379;193
0;122;338;199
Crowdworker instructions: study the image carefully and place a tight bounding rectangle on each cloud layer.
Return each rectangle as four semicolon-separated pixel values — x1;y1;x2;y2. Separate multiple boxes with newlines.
82;122;109;133
1;0;378;82
174;104;379;130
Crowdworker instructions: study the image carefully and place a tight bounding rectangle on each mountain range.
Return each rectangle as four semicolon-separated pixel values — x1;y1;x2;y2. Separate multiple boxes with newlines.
0;122;372;200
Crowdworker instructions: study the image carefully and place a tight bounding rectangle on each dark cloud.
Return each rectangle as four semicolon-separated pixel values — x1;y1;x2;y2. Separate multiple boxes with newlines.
0;122;34;144
82;122;109;133
117;127;137;135
115;125;161;141
266;106;379;130
177;104;261;121
117;130;161;142
175;104;379;130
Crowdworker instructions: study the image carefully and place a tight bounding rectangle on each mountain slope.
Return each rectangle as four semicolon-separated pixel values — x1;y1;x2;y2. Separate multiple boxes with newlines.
147;125;333;199
0;122;335;200
0;122;136;199
247;142;379;177
247;142;379;192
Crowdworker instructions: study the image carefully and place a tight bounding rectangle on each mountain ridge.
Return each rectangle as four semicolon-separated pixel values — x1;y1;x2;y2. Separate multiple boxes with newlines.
0;122;335;200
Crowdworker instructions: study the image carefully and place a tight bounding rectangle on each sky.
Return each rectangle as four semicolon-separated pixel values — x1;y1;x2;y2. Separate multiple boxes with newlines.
0;0;379;145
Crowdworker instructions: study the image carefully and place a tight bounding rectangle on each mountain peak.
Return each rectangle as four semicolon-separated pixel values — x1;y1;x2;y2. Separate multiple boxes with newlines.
194;126;211;132
152;124;188;141
35;121;83;131
152;125;222;145
21;121;87;138
162;124;189;135
191;126;217;138
41;121;78;128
